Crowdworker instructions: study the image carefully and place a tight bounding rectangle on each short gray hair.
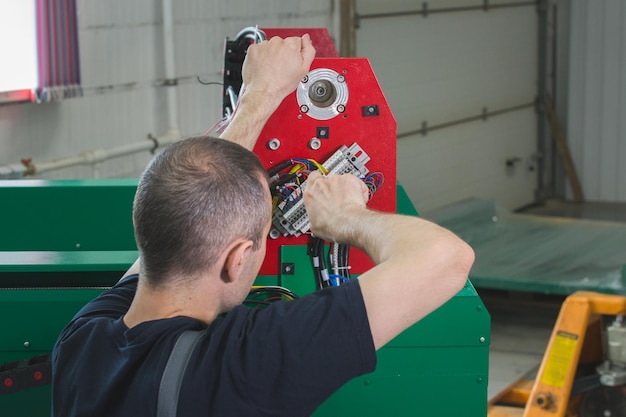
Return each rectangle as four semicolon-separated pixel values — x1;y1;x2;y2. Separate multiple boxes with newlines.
133;136;270;287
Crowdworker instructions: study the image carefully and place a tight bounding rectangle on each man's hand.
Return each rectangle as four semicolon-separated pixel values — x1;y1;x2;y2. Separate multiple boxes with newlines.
220;35;316;149
303;171;369;244
242;34;316;107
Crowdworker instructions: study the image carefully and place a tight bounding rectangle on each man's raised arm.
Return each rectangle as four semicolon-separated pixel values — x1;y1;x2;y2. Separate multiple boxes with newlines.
303;171;475;350
220;34;316;150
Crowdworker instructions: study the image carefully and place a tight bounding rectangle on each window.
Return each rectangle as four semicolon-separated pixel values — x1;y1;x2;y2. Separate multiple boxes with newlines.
0;0;81;104
0;0;38;102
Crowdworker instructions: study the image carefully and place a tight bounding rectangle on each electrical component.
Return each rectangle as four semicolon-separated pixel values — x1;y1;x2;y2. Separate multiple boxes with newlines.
297;68;349;120
271;142;372;238
268;142;383;290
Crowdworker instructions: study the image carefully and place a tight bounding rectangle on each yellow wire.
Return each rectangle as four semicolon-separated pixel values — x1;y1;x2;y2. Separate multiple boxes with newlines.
288;163;306;174
308;159;328;174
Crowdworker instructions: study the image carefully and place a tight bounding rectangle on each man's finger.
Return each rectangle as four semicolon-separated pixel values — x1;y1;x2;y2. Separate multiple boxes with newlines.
307;170;322;183
301;34;316;66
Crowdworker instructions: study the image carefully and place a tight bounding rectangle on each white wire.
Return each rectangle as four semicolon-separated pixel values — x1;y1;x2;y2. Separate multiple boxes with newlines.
208;27;266;136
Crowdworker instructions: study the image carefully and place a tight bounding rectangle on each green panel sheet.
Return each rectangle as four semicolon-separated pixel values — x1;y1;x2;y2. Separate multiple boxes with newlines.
427;198;626;295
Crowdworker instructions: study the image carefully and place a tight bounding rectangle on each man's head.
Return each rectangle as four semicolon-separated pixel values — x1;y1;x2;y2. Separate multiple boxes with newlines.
133;136;271;289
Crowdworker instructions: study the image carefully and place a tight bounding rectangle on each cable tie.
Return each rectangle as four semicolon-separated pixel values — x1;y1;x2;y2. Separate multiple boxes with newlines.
334;266;352;270
321;270;330;282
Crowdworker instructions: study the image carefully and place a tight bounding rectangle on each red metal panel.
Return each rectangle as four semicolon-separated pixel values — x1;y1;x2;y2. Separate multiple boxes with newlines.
255;57;397;275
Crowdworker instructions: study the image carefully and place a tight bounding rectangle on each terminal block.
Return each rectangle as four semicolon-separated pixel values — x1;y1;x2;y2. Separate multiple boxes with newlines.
272;143;370;237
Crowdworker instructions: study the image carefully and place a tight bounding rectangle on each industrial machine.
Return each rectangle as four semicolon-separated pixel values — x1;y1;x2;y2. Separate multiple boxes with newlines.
489;291;626;417
0;28;489;416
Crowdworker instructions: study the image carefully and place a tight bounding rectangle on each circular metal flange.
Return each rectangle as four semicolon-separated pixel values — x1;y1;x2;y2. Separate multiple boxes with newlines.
297;68;348;120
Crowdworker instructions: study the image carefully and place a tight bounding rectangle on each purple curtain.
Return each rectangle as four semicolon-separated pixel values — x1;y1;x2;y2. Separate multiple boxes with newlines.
32;0;82;103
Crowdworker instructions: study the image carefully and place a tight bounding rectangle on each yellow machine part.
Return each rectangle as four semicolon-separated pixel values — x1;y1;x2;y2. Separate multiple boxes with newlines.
489;291;626;417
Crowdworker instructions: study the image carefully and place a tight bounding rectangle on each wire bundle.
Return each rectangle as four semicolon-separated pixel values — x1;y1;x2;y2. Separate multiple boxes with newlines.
269;157;385;290
329;242;351;285
205;26;267;137
308;237;352;289
244;286;299;309
362;172;385;200
269;158;327;211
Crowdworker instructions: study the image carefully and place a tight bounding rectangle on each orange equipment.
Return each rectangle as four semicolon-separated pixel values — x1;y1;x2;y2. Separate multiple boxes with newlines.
489;291;626;417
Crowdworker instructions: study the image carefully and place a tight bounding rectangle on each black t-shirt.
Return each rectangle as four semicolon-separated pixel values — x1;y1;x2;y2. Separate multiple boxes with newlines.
52;275;376;417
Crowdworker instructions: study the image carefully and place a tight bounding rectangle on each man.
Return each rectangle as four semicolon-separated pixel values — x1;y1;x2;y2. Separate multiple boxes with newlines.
52;35;474;416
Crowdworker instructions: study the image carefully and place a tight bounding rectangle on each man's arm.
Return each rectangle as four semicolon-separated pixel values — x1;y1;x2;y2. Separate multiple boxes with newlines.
220;34;316;150
303;171;475;350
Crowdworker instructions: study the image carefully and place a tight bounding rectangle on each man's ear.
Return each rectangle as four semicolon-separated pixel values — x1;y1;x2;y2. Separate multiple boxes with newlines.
220;239;254;284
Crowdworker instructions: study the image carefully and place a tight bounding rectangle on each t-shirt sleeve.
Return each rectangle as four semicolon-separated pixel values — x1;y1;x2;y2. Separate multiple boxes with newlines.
196;278;377;416
53;274;138;358
71;274;138;320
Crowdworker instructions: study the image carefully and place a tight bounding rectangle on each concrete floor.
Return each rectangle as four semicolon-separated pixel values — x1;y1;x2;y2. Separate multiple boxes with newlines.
483;289;562;400
485;198;626;401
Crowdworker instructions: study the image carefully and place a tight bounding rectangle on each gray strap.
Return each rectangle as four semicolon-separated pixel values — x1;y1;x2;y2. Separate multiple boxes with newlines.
157;330;204;417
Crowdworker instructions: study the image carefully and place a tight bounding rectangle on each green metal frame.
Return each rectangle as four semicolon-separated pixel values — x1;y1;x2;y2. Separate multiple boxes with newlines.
273;245;489;417
0;180;489;416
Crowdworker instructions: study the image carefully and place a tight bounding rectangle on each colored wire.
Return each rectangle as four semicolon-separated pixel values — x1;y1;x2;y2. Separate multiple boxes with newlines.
244;286;299;309
362;172;385;200
269;158;381;290
249;286;299;300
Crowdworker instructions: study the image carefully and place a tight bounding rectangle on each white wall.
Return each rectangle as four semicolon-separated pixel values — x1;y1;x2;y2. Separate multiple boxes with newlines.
0;0;543;213
0;0;334;179
566;0;626;202
355;0;539;213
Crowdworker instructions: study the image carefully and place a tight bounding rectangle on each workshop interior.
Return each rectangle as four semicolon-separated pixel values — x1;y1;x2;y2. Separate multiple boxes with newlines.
1;1;626;416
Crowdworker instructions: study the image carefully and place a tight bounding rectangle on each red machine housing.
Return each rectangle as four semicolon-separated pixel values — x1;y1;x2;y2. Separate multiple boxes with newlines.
248;29;397;276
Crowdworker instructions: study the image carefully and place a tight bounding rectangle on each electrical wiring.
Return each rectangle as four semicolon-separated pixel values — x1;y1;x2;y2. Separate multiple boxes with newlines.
206;26;267;138
288;158;328;175
308;236;330;290
268;159;295;177
243;299;273;308
204;117;225;136
244;285;299;309
309;238;353;289
269;157;382;206
234;26;267;44
362;172;385;201
249;286;299;300
329;242;351;286
328;274;349;287
339;244;350;279
226;86;238;113
269;158;326;179
269;158;325;211
269;154;384;290
196;78;223;87
330;242;340;277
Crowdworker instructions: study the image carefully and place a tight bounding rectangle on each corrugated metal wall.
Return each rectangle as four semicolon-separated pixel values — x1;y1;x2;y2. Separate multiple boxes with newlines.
0;0;334;179
355;0;539;213
566;0;626;202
